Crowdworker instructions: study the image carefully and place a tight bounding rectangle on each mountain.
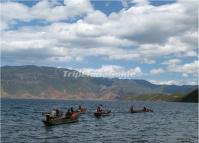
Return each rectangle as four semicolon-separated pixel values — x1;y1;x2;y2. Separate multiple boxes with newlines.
1;65;197;100
122;93;184;102
181;89;198;103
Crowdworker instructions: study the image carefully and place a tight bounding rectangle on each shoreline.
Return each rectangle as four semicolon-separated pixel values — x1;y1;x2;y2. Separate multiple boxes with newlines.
1;97;198;103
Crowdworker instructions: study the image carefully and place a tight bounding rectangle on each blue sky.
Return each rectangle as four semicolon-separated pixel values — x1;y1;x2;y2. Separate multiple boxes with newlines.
1;0;198;85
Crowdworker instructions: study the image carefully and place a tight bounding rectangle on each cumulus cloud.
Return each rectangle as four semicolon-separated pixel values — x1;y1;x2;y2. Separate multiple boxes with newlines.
31;0;93;21
165;60;198;76
1;0;197;65
0;2;31;30
161;59;198;77
0;0;197;85
163;59;182;65
78;65;143;78
85;10;108;24
149;80;181;85
132;0;149;6
149;79;197;85
0;0;93;30
150;68;165;75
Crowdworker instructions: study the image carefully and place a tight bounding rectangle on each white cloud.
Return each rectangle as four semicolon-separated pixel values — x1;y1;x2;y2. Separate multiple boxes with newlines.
0;2;32;30
179;60;199;75
166;60;199;75
31;0;93;21
149;80;181;85
149;79;198;85
161;59;198;77
163;59;182;65
78;65;143;78
131;0;149;6
150;68;165;75
85;10;108;24
1;0;197;71
0;0;93;30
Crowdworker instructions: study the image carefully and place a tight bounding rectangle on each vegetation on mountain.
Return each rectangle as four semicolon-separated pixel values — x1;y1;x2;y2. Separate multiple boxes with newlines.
181;89;198;103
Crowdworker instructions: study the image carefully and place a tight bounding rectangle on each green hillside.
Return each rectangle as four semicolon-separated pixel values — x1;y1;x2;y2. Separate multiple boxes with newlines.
123;89;198;103
122;93;183;102
181;89;198;103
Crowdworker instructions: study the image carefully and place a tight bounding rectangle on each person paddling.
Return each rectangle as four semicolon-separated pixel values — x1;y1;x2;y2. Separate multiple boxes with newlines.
130;106;134;112
70;107;74;114
51;109;57;117
96;106;101;113
79;105;82;111
65;109;71;118
99;104;103;112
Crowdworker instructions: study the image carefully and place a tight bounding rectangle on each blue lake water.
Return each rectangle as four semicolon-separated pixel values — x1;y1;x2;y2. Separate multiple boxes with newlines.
1;99;198;143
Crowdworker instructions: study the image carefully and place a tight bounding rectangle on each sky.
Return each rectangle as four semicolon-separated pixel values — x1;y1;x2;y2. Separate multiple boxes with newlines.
0;0;198;85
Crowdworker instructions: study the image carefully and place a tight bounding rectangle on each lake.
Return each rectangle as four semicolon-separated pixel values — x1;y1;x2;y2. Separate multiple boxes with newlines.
1;99;198;143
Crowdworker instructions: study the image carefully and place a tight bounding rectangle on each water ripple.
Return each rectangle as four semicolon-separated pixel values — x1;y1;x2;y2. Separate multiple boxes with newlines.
1;99;198;143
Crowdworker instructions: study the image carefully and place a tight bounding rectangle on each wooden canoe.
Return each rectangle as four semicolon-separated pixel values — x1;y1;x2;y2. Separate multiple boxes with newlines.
130;109;153;113
94;110;111;117
79;108;87;114
42;112;79;126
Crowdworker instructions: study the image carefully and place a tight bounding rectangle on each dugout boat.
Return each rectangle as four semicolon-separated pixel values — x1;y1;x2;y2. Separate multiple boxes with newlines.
42;112;80;126
94;110;111;117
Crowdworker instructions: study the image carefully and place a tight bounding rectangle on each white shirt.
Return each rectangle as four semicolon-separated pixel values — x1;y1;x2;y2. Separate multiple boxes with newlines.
51;110;56;117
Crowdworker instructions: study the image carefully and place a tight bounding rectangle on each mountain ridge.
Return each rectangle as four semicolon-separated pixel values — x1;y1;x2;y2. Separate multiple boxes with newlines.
1;65;197;100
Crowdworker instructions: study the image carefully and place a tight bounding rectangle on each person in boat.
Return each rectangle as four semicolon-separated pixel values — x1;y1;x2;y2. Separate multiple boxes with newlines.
78;105;83;112
130;106;134;112
96;106;101;113
65;109;71;118
70;107;74;115
78;105;85;112
143;107;147;111
46;114;51;121
55;109;59;116
51;109;57;117
99;104;103;112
